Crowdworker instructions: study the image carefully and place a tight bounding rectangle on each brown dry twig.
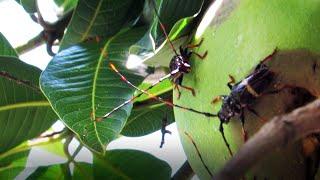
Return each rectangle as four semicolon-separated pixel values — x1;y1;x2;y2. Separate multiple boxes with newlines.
172;161;195;180
214;98;320;180
16;7;73;56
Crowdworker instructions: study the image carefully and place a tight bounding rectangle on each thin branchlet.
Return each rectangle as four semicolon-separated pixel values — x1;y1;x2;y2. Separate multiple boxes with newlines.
160;114;171;148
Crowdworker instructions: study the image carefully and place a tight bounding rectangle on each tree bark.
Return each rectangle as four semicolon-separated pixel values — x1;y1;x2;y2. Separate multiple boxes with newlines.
214;99;320;180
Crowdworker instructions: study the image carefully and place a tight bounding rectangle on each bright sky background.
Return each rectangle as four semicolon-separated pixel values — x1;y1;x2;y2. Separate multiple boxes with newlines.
0;0;189;178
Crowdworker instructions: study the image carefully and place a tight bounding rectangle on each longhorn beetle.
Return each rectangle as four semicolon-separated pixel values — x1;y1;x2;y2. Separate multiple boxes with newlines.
103;63;233;155
149;0;208;99
212;50;277;142
98;0;277;155
98;0;208;120
107;50;277;156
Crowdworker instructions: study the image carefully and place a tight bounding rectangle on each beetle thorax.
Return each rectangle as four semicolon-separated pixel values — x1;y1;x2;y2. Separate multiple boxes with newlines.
169;55;191;73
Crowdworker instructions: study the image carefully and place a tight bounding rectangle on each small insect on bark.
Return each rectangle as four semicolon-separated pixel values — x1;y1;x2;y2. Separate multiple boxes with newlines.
213;50;277;144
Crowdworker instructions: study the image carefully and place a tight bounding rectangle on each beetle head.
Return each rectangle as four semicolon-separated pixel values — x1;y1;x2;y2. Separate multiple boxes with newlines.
218;96;241;123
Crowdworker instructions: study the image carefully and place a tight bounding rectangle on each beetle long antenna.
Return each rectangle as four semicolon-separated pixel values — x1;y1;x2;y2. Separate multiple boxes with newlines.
150;0;179;56
96;63;217;121
219;122;233;157
184;132;214;177
98;67;177;121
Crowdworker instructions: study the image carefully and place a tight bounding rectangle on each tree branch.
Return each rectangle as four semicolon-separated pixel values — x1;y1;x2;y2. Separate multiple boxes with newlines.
214;98;320;180
15;32;45;55
172;161;195;180
15;9;73;56
0;129;70;160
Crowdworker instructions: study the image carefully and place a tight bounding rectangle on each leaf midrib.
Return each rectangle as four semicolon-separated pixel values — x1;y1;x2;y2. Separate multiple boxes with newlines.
95;156;131;180
80;0;103;41
91;33;120;152
0;101;51;111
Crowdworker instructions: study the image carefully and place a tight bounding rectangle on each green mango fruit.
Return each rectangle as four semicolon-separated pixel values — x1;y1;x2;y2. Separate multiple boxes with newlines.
174;0;320;179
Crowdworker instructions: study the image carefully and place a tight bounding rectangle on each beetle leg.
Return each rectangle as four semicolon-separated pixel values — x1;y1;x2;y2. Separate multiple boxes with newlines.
192;51;208;60
179;46;184;55
261;48;278;64
174;85;182;99
247;106;267;123
183;39;208;59
178;84;196;97
211;96;221;104
219;121;233;156
240;111;248;142
211;95;227;104
186;38;204;49
261;84;294;95
227;75;236;90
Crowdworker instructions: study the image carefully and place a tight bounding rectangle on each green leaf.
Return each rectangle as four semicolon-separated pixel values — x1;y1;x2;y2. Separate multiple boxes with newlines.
19;0;36;13
144;36;187;67
0;32;17;57
73;162;93;180
93;149;171;180
36;138;65;157
122;77;174;136
40;28;147;154
0;150;29;179
122;103;174;137
175;0;320;179
137;0;203;67
0;57;57;153
133;78;172;102
27;162;93;180
54;0;78;13
26;164;71;180
151;0;204;46
59;0;144;50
